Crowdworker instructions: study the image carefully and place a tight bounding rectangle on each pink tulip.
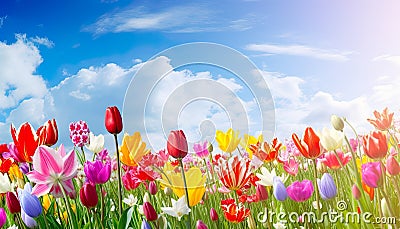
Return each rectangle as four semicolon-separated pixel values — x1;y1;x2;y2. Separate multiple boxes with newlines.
362;162;383;188
352;184;361;200
386;153;400;176
26;145;78;197
283;158;299;176
319;150;351;170
287;180;314;202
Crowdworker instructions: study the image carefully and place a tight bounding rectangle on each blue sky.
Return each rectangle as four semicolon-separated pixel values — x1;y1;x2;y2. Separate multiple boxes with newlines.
1;0;400;151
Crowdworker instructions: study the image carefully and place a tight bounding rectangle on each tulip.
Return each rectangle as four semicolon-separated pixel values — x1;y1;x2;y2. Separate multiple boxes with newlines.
317;173;337;200
69;121;90;147
197;220;209;229
37;119;58;146
143;202;158;221
11;122;40;163
386;153;400;176
362;131;388;160
141;219;152;229
287;180;314;202
193;141;210;158
84;160;111;184
6;192;21;214
331;115;344;131
120;132;151;166
105;106;123;134
210;208;218;221
21;210;37;228
148;181;158;195
273;176;288;201
220;198;250;223
207;142;213;153
319;150;351;170
292;127;323;159
256;184;268;201
164;187;173;196
167;130;188;159
367;107;394;131
318;128;344;151
362;162;383;188
352;184;361;200
0;173;11;193
0;208;6;228
86;132;105;154
18;183;42;218
215;128;241;153
80;183;98;208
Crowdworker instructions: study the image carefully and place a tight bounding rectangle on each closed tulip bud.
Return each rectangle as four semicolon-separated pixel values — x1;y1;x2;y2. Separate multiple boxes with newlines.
331;115;344;131
19;188;42;218
80;183;98;208
6;192;21;214
210;208;218;221
256;184;268;201
386;154;400;176
37;119;58;146
164;187;173;196
247;216;256;229
0;208;6;228
149;181;158;195
362;131;388;160
207;142;213;154
21;210;37;228
273;177;288;201
141;219;152;229
352;184;361;200
317;173;337;200
143;202;158;221
167;130;188;159
105;106;123;134
316;160;327;173
196;220;208;229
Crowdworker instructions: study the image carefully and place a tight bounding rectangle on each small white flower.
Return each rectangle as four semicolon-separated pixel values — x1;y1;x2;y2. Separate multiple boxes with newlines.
312;200;322;209
273;221;287;229
123;194;138;207
85;132;104;154
160;196;191;221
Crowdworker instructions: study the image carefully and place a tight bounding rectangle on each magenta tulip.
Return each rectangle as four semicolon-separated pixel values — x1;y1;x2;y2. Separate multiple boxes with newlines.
287;180;314;202
362;162;383;188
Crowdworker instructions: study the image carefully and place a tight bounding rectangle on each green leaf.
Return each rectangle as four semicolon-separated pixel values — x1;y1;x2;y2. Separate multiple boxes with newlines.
118;207;134;229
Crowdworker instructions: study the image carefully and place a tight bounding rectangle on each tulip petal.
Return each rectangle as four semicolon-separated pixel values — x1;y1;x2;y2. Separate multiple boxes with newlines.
31;184;52;197
63;150;77;179
33;146;63;175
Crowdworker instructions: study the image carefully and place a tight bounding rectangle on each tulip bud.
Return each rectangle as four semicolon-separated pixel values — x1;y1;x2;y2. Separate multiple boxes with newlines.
37;119;58;146
247;216;256;229
273;177;288;201
20;190;42;218
149;181;158;195
207;142;213;154
352;184;361;200
141;219;152;229
331;115;344;131
210;208;218;221
143;202;158;221
6;192;21;214
164;187;173;196
167;130;188;159
256;184;268;201
196;220;208;229
317;173;337;200
316;160;327;173
0;208;6;228
105;106;123;134
386;154;400;176
80;183;98;208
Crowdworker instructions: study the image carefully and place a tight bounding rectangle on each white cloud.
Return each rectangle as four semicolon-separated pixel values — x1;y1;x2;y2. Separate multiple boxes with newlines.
246;43;351;61
373;54;400;66
29;36;55;48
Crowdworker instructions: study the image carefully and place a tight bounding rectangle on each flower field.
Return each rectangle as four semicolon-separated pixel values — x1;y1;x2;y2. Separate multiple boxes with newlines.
0;106;400;228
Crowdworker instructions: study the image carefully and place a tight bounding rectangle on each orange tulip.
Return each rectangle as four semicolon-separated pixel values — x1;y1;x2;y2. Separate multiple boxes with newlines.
10;122;40;163
249;138;282;162
367;107;394;131
292;127;322;159
362;131;388;160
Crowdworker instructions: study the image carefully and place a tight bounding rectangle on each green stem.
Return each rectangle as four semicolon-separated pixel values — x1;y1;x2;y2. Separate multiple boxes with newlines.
113;134;123;217
313;159;321;217
80;146;87;163
59;183;77;229
179;159;191;229
100;184;105;229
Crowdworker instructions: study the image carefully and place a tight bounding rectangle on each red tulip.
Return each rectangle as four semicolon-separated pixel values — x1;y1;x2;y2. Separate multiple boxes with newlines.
105;106;123;134
80;183;98;208
386;153;400;176
148;181;158;195
256;184;268;202
143;202;158;221
6;192;21;214
362;131;388;160
37;119;58;146
167;130;188;159
210;208;219;221
10;122;40;163
292;127;322;159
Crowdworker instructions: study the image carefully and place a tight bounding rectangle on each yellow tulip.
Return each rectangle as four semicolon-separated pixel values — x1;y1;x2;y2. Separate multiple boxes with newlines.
8;164;24;188
240;134;263;159
160;163;206;207
215;128;241;153
120;132;150;166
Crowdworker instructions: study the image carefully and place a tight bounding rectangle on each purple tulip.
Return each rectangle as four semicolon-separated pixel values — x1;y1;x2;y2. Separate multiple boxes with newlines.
141;219;152;229
317;173;337;200
362;162;383;188
18;183;42;218
273;176;288;201
84;160;111;184
21;209;37;228
193;141;210;158
287;179;314;202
